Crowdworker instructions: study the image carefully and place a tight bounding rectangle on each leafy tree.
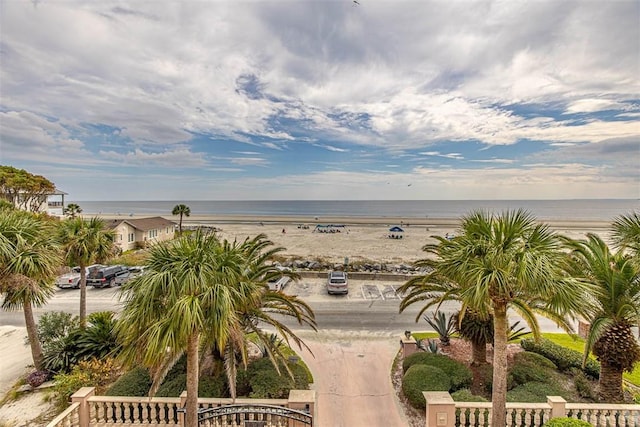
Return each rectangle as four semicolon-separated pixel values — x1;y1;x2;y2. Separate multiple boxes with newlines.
0;166;56;213
563;233;640;401
171;204;191;235
63;203;83;218
399;210;586;427
0;210;61;370
57;217;115;327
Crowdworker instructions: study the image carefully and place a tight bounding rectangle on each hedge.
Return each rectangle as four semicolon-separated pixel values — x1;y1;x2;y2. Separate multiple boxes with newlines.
105;367;151;396
156;373;228;398
402;365;450;409
543;418;593;427
451;389;488;402
520;339;600;378
507;381;568;403
508;351;558;387
402;352;472;390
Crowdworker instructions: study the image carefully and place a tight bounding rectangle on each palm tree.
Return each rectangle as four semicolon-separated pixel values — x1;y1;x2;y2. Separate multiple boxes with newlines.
611;211;640;265
116;231;315;426
563;233;640;401
57;217;115;328
399;210;586;427
63;203;82;218
172;204;191;235
454;308;494;366
0;210;61;370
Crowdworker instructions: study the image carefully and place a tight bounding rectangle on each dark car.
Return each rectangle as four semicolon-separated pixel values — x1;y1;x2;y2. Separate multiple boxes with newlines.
87;265;128;288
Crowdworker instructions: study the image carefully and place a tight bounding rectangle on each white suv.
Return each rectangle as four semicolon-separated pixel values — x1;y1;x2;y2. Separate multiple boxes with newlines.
327;271;348;295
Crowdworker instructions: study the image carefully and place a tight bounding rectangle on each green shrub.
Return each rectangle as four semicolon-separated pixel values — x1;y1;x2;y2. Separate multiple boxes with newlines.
249;369;291;399
156;373;229;398
508;352;558;387
543;417;593;427
520;339;600;378
570;368;596;400
36;311;78;348
106;367;151;396
402;365;450;409
51;358;119;409
451;389;488;402
156;373;186;397
199;375;227;398
513;351;557;369
402;352;472;390
507;381;568;403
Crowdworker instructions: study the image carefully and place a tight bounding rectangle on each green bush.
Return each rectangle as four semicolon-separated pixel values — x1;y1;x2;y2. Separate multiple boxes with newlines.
402;352;472;390
51;358;119;409
543;417;593;427
402;365;451;409
199;375;228;398
520;339;600;378
156;374;186;397
507;381;568;403
36;311;78;348
106;367;151;396
244;358;308;399
451;389;488;402
570;368;596;400
508;352;558;387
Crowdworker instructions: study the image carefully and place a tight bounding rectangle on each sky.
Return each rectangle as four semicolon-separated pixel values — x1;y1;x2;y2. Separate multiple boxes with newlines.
0;0;639;201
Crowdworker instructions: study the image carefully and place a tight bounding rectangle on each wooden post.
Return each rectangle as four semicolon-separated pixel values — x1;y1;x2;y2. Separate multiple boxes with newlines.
70;387;95;427
424;392;455;427
547;396;567;419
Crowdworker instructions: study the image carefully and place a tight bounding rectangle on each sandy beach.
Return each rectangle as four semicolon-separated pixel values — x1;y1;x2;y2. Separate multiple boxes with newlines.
102;214;612;264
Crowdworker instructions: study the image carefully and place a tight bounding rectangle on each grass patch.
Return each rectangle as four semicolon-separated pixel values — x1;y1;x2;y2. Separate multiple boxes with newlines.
411;332;439;341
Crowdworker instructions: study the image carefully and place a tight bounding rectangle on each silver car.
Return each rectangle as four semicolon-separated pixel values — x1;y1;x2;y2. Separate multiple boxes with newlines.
327;271;348;295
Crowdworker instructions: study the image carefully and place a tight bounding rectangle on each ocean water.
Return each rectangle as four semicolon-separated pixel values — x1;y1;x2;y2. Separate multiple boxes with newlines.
72;199;639;222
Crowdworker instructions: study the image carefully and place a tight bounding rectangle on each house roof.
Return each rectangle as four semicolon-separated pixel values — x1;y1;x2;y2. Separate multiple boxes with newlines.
105;216;176;232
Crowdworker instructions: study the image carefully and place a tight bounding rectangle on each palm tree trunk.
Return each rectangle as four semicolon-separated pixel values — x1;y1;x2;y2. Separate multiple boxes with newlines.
179;214;183;235
186;331;200;427
598;360;624;402
471;337;488;366
23;296;43;370
491;303;508;427
79;266;87;328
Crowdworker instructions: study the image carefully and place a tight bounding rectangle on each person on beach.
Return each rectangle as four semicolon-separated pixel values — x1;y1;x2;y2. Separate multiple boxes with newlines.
282;228;286;234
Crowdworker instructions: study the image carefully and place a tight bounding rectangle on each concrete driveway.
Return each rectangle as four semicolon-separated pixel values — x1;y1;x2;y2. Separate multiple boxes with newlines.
296;330;408;427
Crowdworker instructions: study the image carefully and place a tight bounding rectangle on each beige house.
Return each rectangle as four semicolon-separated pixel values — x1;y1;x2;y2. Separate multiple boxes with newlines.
105;216;176;252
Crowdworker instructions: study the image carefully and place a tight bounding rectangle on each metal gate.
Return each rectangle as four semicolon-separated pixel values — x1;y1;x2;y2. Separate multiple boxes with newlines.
197;404;312;426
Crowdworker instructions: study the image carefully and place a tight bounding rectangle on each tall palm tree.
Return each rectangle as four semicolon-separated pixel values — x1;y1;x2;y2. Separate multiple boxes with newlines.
0;210;61;370
57;217;115;328
116;232;315;426
63;203;83;218
172;204;191;235
399;210;586;427
563;233;640;401
116;231;250;427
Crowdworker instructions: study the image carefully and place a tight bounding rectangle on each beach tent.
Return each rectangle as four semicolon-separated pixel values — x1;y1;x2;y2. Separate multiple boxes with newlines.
388;226;404;239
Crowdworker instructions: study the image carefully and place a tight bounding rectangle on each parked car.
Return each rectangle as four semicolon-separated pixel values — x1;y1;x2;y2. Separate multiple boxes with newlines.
87;265;129;288
327;270;348;295
55;264;104;289
268;276;291;291
126;266;146;278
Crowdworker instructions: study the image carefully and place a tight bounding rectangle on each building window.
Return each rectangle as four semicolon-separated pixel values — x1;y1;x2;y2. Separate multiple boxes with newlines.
148;229;158;239
128;233;134;242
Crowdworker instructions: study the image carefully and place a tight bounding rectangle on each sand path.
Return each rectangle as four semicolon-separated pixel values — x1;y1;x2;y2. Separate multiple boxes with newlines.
296;330;407;427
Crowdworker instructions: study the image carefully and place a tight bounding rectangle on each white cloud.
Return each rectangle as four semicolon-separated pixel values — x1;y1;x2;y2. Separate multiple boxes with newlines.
99;148;208;167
